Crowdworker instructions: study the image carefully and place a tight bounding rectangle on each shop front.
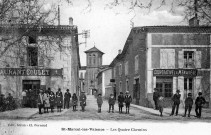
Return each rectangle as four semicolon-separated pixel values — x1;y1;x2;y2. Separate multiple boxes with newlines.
153;69;198;104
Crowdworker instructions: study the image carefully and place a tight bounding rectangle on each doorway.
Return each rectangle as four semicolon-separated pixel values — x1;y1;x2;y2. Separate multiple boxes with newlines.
133;78;140;105
156;77;173;98
22;80;40;95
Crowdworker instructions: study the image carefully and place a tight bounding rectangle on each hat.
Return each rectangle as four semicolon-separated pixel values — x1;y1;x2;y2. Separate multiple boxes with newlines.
98;93;102;96
120;92;123;94
188;93;192;96
176;90;180;93
198;92;202;95
66;89;69;91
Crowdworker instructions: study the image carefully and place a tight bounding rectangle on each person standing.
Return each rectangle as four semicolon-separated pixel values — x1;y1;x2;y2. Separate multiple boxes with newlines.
72;93;78;111
6;93;13;110
108;94;115;113
195;92;206;118
157;95;164;117
118;92;124;113
43;90;50;113
22;90;27;107
37;89;44;114
153;88;160;110
64;89;71;109
170;90;181;116
182;93;193;117
124;91;132;114
79;91;87;112
49;91;55;113
97;93;103;113
56;88;63;112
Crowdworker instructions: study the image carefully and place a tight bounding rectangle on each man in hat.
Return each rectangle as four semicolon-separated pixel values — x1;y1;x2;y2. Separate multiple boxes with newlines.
195;92;206;118
64;89;71;109
183;93;193;117
170;90;181;116
118;92;124;113
37;89;44;114
153;88;160;110
124;91;132;114
79;91;86;112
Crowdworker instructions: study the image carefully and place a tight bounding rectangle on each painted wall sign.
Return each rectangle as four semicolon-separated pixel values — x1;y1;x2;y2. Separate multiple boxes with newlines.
153;69;197;77
0;68;63;76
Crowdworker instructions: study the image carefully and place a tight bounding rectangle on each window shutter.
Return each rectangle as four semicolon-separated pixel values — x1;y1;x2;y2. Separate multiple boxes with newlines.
173;77;177;94
195;76;202;94
160;49;168;69
38;50;44;67
167;49;175;69
194;51;201;68
178;51;184;68
178;76;184;100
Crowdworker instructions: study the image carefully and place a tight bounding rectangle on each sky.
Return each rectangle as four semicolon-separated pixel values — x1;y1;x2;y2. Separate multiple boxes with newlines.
47;0;187;66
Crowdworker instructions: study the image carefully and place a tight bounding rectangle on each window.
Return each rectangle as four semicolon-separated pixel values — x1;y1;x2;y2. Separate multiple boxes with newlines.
119;81;122;92
126;80;129;91
93;54;96;65
184;51;194;68
119;64;122;76
113;67;116;78
156;77;173;98
27;47;38;66
184;78;193;91
28;36;37;44
160;49;175;69
125;61;128;75
89;54;92;66
135;55;139;73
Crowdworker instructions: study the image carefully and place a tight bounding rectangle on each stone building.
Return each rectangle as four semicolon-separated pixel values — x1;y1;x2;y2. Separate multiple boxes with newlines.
0;19;80;102
110;25;211;108
79;46;108;95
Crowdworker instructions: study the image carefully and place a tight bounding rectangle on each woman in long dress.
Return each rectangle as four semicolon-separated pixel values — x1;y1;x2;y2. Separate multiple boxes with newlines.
43;90;50;113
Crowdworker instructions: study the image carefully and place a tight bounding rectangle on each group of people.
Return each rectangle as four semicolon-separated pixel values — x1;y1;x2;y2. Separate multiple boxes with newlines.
96;91;132;114
0;93;16;112
22;89;37;108
36;88;87;114
153;88;206;118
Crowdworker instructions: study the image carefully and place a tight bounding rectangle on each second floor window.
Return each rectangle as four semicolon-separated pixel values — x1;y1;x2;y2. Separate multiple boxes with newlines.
28;36;37;44
27;47;38;66
125;61;128;75
119;64;122;76
113;67;116;78
184;51;194;68
135;55;139;73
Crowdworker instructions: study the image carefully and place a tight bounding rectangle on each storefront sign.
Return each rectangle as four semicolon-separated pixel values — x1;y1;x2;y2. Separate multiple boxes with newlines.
0;68;63;76
153;69;197;77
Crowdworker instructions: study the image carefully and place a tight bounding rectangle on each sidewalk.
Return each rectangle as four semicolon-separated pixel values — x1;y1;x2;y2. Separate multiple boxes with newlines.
131;103;211;118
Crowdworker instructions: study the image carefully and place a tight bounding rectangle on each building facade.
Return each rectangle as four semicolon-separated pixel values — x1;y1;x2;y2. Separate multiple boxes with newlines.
96;68;112;98
0;21;80;103
110;26;211;108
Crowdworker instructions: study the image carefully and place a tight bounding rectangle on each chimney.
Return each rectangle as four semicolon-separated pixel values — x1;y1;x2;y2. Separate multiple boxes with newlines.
189;17;199;26
69;17;73;26
118;49;122;54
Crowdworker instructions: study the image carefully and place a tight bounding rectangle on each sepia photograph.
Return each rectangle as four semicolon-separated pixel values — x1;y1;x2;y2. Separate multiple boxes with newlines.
0;0;211;135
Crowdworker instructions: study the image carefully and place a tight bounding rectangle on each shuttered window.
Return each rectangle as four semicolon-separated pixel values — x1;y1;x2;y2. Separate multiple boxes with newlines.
119;64;122;76
135;55;139;73
160;49;175;69
125;61;128;75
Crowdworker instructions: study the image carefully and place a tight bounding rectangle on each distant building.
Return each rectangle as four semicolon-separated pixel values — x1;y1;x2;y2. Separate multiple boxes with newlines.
0;18;80;102
79;46;108;95
96;67;112;98
110;25;211;108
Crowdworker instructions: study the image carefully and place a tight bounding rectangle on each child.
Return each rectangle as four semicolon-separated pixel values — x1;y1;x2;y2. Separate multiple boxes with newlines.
108;94;115;113
97;93;103;113
49;91;55;113
157;95;164;117
118;92;124;113
124;91;132;114
80;91;86;112
72;93;78;111
195;92;206;118
183;93;193;117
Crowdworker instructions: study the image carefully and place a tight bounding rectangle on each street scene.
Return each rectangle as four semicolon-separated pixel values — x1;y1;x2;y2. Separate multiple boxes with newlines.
0;0;211;125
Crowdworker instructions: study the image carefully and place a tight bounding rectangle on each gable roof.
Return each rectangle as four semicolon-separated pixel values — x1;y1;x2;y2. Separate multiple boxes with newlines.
84;46;104;54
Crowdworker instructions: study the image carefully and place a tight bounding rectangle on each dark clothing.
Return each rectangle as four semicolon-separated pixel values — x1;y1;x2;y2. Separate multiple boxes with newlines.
72;96;78;111
183;97;193;117
109;104;114;113
125;95;132;114
108;96;115;105
80;94;86;111
64;92;71;109
153;91;160;109
49;93;55;112
56;91;63;107
118;95;124;107
195;96;206;118
97;96;103;105
170;93;181;115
